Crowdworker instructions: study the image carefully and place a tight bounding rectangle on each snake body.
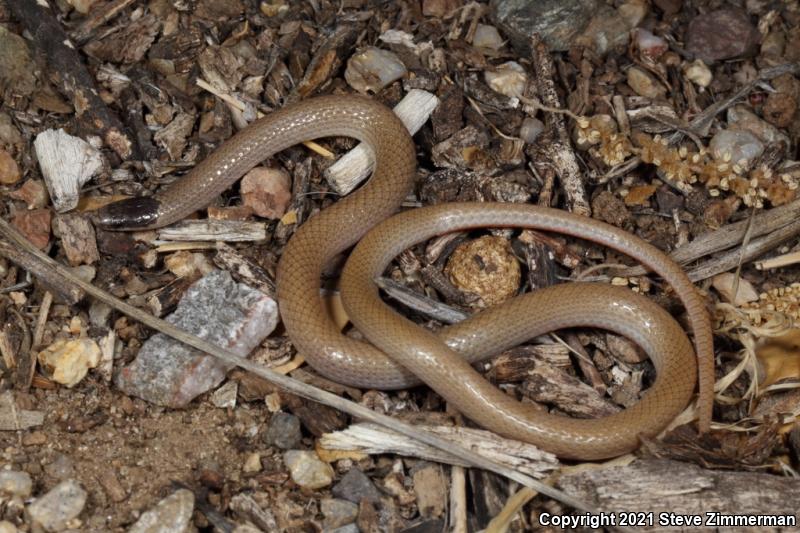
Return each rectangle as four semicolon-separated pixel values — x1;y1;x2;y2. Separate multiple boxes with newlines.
96;95;714;460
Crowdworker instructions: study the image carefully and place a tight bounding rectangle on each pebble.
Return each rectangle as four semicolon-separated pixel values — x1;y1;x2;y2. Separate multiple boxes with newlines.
0;113;22;146
164;250;214;279
11;208;51;250
484;61;527;99
491;0;599;53
727;105;790;148
0;26;36;97
321;498;359;529
635;28;668;60
0;521;17;533
683;59;712;88
685;8;759;63
115;270;278;407
240;166;292;219
210;380;238;408
708;130;764;168
37;338;101;388
0;471;32;498
519;117;545;144
44;454;75;480
472;24;504;53
264;411;302;450
243;453;262;474
626;67;666;99
283;450;334;490
22;431;47;446
576;5;631;56
345;47;407;93
331;468;382;504
127;488;195;533
0;149;20;185
7;180;49;209
445;235;521;307
26;479;87;532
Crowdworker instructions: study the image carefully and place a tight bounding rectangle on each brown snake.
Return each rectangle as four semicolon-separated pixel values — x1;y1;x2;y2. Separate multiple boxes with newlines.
96;95;714;460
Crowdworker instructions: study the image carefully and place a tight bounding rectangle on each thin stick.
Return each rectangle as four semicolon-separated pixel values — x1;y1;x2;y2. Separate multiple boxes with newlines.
0;218;608;519
755;250;800;270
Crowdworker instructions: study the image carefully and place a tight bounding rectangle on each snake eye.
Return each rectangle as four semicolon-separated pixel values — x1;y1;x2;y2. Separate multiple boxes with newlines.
93;197;161;230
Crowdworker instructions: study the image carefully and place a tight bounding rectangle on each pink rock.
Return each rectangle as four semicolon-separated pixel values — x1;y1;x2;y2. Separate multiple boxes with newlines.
240;166;292;219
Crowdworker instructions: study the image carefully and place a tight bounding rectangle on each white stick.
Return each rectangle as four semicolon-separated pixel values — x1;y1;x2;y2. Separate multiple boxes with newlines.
324;89;440;194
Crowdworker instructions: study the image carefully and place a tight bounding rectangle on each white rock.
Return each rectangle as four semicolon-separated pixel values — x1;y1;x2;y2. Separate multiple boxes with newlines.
684;59;712;88
473;24;504;52
0;471;32;498
37;338;101;388
345;48;407;93
283;450;334;489
27;479;87;532
519;117;545;144
709;130;764;168
485;61;527;99
127;489;194;533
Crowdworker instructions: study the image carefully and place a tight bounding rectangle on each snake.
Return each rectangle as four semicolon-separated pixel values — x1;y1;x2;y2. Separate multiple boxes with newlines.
95;94;714;460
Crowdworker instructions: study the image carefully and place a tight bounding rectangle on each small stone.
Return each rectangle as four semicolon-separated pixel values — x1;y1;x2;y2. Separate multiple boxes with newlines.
727;105;790;148
210;380;238;408
7;180;49;209
11;209;51;250
264;412;302;450
490;0;599;53
44;454;75;481
27;479;87;532
712;273;759;306
115;270;278;407
422;0;461;17
444;235;521;308
68;0;99;14
617;0;648;28
96;469;127;503
685;8;759;63
0;521;18;533
321;498;359;529
626;67;666;99
345;47;407;93
709;130;764;169
472;24;504;53
635;29;668;60
0;113;22;146
0;26;36;96
243;453;262;474
683;59;712;88
37;338;101;388
0;471;32;498
328;525;359;533
22;431;47;446
127;489;195;533
283;450;334;490
240;166;292;220
519;117;545;144
484;61;527;99
0;149;20;185
164;251;214;279
576;5;631;56
332;468;382;504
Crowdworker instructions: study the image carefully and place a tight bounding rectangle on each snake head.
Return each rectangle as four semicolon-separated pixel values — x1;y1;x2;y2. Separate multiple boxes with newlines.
92;197;161;230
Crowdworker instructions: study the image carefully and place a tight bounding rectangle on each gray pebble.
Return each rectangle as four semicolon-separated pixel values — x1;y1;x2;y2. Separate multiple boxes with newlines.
27;479;87;532
264;412;302;450
331;468;382;504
